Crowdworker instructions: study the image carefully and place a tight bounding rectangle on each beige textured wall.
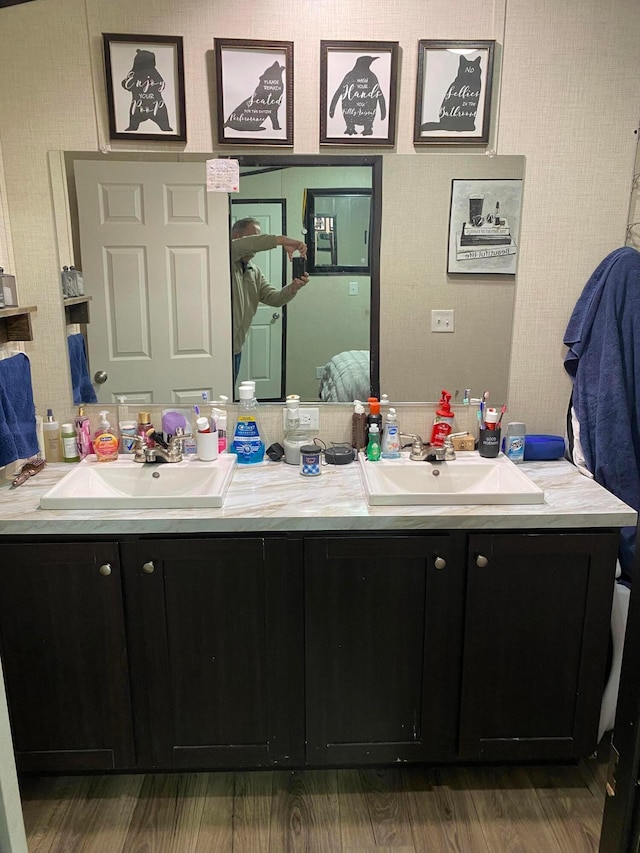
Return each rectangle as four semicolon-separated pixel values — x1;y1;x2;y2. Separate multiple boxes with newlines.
0;0;638;434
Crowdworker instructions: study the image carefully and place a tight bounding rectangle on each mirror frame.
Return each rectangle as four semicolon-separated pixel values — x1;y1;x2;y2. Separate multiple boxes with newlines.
304;188;372;274
233;153;382;398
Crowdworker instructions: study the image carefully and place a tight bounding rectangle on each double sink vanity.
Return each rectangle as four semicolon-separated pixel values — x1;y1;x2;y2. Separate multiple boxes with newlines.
0;451;635;774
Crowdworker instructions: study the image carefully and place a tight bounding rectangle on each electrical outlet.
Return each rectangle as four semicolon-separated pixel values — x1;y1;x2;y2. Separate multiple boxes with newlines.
431;309;455;332
282;407;320;431
316;366;324;379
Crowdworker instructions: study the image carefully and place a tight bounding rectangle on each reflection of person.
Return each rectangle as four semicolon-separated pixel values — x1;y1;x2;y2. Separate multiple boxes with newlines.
231;217;309;384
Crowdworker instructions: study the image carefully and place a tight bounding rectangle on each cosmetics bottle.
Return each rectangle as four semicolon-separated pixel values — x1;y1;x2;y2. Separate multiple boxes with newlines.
137;411;155;447
74;405;92;459
351;400;367;452
430;390;455;447
43;408;61;463
61;423;80;463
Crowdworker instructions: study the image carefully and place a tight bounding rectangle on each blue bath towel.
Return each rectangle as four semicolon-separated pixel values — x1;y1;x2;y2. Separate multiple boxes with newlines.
67;333;97;404
564;246;640;584
0;353;39;468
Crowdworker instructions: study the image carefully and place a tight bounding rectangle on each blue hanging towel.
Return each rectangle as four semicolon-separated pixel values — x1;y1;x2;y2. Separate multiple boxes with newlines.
0;353;39;468
67;333;97;404
563;246;640;585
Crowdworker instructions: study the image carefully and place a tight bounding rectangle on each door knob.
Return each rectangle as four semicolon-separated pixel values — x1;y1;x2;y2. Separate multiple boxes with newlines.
94;370;108;384
270;312;280;323
476;554;489;567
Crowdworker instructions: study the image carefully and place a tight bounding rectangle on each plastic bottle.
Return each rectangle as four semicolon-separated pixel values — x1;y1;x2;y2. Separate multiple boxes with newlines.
351;400;367;452
504;422;526;463
366;423;381;461
367;397;382;439
215;395;228;453
94;411;119;462
232;385;265;464
61;422;80;463
74;405;92;459
43;408;61;463
381;408;401;458
137;411;155;448
430;390;455;448
119;420;137;454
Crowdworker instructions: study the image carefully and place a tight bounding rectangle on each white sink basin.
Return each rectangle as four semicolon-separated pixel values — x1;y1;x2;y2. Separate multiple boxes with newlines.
40;454;236;509
358;452;544;506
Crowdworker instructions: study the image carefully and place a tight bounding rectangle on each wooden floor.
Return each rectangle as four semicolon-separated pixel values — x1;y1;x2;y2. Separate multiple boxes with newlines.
19;746;610;853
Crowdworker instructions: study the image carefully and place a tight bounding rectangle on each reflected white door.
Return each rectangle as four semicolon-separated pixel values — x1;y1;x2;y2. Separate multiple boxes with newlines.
231;200;285;400
74;161;232;406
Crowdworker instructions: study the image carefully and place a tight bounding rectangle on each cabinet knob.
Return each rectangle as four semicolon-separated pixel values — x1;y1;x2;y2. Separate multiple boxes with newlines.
99;563;112;576
434;556;446;570
142;561;155;574
476;554;489;567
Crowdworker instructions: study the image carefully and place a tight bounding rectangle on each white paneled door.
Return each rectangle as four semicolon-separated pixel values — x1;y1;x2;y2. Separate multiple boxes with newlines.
74;161;233;406
231;199;286;400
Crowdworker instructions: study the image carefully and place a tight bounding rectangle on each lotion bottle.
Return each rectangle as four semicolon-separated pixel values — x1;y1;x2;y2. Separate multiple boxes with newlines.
43;408;61;463
94;411;119;462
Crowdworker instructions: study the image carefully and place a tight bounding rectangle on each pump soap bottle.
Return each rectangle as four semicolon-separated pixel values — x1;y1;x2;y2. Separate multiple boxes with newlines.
94;411;119;462
430;390;455;448
351;400;367;452
366;423;382;461
381;408;401;458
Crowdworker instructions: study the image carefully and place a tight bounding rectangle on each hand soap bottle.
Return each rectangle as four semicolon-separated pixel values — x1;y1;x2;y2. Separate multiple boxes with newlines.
94;411;119;462
381;408;401;458
430;390;455;448
366;423;381;461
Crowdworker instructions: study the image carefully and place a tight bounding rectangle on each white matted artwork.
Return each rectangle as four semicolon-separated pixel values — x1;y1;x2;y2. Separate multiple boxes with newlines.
448;178;523;275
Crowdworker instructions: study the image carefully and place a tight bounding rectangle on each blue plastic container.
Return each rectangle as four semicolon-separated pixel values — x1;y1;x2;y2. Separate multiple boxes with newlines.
523;434;565;461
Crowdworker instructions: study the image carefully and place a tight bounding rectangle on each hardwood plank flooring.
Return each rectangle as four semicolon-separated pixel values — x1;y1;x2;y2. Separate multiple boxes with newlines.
19;750;610;853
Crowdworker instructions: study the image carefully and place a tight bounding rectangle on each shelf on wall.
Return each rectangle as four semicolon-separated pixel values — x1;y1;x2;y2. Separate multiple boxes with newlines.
64;296;91;326
0;305;37;344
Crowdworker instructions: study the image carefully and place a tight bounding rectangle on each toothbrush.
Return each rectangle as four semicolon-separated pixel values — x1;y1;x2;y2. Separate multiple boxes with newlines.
497;404;507;426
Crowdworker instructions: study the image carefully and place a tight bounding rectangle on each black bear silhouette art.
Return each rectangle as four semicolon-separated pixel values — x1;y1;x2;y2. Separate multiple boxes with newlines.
329;55;386;136
420;55;481;132
121;49;173;132
225;61;285;132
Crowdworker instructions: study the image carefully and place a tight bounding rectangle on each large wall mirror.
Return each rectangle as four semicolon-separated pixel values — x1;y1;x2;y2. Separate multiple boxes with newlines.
56;151;523;407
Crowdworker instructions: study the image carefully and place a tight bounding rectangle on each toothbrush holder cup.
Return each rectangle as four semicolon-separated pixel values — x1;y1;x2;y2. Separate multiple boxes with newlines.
478;427;501;458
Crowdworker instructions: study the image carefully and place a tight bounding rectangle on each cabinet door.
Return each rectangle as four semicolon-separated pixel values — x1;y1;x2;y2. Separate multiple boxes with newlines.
460;531;619;761
121;537;304;770
0;542;134;772
305;534;465;765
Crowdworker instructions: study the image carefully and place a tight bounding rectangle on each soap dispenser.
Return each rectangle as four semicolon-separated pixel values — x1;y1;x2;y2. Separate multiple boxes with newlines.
430;390;455;448
94;411;119;462
381;408;401;458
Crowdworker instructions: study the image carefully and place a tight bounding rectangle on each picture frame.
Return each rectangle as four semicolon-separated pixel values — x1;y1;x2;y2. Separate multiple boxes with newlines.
320;40;399;146
447;178;523;275
102;33;186;142
414;40;495;145
214;38;293;146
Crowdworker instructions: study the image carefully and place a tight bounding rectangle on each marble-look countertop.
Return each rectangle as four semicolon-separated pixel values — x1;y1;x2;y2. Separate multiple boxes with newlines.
0;455;635;536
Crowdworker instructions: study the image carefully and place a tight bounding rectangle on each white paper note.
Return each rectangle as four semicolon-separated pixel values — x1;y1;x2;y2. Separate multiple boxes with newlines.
206;159;239;193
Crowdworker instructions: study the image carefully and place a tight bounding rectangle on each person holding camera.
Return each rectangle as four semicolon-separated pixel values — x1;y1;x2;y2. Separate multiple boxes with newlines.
231;217;309;385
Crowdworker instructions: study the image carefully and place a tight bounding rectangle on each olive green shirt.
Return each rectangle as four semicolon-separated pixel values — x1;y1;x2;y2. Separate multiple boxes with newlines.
231;233;297;355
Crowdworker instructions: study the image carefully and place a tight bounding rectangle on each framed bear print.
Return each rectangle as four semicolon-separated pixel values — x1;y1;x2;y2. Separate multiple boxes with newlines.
102;34;186;142
320;41;399;146
214;39;294;146
414;40;495;145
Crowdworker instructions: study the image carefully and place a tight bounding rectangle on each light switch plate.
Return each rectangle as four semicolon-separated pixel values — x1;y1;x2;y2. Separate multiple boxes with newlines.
349;282;359;295
431;309;455;332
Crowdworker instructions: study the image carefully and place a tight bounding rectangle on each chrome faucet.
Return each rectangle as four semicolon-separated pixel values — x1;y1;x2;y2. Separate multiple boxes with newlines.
131;430;193;463
399;433;427;461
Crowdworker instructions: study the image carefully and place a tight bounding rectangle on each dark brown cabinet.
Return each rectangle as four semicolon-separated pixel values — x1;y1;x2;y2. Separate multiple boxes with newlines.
0;528;620;773
304;534;466;765
120;536;304;770
0;541;134;772
459;531;619;761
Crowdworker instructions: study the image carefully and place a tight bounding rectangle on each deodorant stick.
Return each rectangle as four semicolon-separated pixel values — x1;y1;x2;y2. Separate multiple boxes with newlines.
504;422;526;464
